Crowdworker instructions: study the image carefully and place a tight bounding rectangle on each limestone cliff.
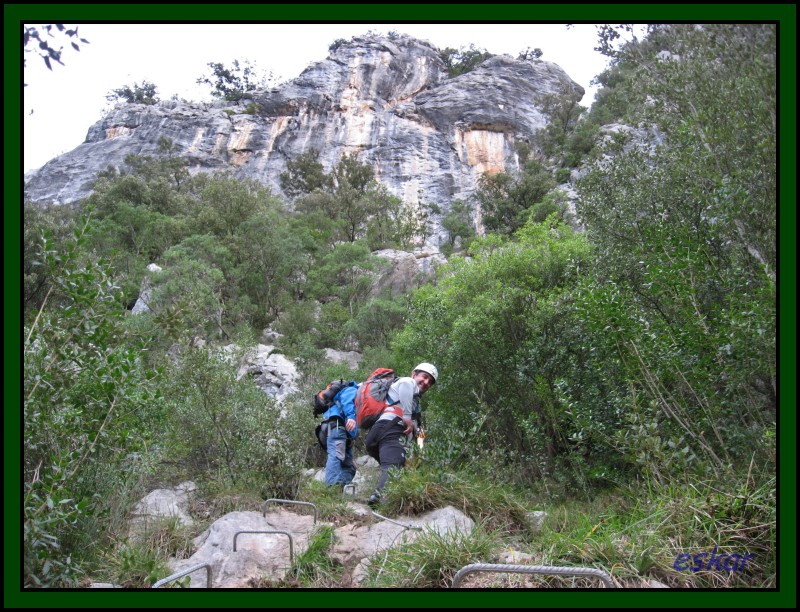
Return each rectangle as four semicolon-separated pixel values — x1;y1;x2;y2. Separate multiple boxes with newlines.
24;33;583;241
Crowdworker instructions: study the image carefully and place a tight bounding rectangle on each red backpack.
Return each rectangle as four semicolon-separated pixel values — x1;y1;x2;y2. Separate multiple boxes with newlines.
354;368;399;429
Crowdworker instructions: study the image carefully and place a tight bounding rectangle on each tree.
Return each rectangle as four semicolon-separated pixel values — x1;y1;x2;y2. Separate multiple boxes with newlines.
439;44;494;77
280;149;333;199
393;217;592;480
476;159;556;236
306;241;386;315
231;210;309;325
190;175;277;238
196;59;273;102
441;199;476;253
107;80;160;105
23;201;78;317
151;235;233;342
517;47;543;61
24;216;160;586
576;23;777;478
344;296;408;350
287;151;417;246
23;24;88;79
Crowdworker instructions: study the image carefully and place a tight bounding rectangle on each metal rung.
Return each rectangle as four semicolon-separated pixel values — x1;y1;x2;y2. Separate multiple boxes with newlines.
262;498;317;523
452;563;615;588
233;530;294;564
152;562;212;588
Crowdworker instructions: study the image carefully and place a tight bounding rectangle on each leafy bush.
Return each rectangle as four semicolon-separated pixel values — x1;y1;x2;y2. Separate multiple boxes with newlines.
393;217;593;484
159;346;311;498
24;216;161;587
575;23;776;481
107;80;159;105
439;44;494;78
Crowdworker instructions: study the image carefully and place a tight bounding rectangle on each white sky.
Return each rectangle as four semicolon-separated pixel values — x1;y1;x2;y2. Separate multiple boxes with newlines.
22;23;636;174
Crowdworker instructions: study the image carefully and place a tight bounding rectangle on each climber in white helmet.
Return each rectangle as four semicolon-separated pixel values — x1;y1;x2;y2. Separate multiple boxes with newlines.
365;362;438;507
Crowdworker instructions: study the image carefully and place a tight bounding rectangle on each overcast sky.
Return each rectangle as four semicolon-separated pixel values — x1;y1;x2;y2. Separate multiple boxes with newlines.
22;22;640;174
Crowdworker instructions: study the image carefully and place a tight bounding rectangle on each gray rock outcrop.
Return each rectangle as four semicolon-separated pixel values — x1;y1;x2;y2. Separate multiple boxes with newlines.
129;480;197;539
119;481;552;589
158;502;475;588
130;263;162;314
234;344;299;402
24;33;583;243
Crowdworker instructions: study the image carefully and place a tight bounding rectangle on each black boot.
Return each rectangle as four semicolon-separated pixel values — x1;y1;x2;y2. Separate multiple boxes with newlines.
368;491;381;507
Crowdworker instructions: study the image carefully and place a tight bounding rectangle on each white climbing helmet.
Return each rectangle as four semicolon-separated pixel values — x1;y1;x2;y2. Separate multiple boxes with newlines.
413;362;438;384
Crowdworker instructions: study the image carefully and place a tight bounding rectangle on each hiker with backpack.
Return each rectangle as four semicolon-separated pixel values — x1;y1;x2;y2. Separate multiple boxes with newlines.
362;362;438;507
315;380;360;488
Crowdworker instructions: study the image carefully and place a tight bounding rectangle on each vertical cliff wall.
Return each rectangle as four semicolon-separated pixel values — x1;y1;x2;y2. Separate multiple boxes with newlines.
24;33;583;242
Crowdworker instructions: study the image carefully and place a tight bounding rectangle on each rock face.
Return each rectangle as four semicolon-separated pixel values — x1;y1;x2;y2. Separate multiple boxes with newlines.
24;32;583;240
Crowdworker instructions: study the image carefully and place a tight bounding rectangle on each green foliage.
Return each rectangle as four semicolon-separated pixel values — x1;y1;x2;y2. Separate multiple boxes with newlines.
439;44;494;78
196;59;273;102
20;24;778;589
285;525;343;586
231;210;309;327
151;235;233;341
305;241;386;312
517;47;543;61
476;158;557;236
362;522;498;588
160;346;311;497
575;23;776;479
367;190;430;250
102;515;195;588
107;541;172;588
23;200;79;318
554;167;571;184
24;215;161;587
535;92;587;162
23;24;88;76
383;468;533;534
527;190;568;224
343;296;408;350
189;174;279;238
280;149;333;199
283;150;428;249
107;80;159;105
394;217;592;484
536;470;775;587
273;301;322;356
272;241;392;352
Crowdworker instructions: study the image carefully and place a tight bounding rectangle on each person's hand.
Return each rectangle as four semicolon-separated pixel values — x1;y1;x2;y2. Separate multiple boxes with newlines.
345;418;356;432
402;417;413;435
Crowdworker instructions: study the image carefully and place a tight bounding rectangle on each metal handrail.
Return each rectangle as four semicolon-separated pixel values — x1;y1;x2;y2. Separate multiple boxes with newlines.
451;563;615;588
232;529;294;564
370;509;422;531
152;562;213;588
262;498;317;523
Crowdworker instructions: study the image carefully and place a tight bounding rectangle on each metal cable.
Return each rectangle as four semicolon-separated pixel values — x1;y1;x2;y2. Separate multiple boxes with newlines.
451;563;615;588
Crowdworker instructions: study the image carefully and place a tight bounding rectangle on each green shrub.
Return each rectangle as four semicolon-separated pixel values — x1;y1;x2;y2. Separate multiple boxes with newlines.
555;167;571;183
23;218;161;587
159;346;311;498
